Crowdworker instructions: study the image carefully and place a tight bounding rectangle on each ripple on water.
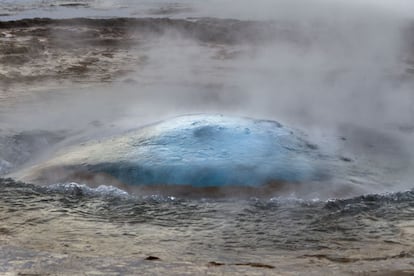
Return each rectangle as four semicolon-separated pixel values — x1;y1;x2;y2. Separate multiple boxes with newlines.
1;178;414;274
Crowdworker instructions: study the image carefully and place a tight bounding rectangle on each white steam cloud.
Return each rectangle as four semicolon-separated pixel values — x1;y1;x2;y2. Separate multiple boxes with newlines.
1;0;414;195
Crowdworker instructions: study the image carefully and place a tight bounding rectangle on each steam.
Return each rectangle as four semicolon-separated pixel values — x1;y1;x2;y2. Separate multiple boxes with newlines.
198;0;414;20
1;0;414;195
114;0;414;128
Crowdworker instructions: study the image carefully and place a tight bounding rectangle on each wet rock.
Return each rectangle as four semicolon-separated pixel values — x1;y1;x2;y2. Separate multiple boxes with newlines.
208;261;224;266
145;256;160;261
235;262;275;269
57;3;90;8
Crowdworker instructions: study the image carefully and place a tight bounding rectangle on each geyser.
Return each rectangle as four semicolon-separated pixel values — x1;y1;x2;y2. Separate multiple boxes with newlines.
17;115;326;187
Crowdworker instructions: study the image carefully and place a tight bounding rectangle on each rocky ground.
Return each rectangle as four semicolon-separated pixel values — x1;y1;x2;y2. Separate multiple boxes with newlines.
0;17;309;113
1;18;412;94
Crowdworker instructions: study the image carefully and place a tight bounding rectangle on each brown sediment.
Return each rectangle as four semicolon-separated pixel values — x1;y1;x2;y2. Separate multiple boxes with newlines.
208;261;275;269
234;262;275;269
207;261;225;266
37;168;302;198
0;17;306;91
1;17;412;99
0;17;305;45
28;165;316;198
303;250;414;263
365;270;414;276
128;180;300;199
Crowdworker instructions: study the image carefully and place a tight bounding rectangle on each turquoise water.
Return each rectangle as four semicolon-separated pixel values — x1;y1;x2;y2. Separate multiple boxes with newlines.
18;115;327;187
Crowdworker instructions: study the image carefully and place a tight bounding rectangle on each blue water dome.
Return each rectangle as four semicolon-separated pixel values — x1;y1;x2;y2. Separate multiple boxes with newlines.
19;115;326;187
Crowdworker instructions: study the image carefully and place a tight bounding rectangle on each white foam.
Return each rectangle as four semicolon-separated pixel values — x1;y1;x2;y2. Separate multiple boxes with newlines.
46;182;129;197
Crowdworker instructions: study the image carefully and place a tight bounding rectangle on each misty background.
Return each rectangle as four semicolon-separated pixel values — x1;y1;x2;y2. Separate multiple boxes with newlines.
1;0;414;195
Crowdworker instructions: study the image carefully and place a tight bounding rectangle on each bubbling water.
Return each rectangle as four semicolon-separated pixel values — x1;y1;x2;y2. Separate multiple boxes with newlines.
15;115;334;188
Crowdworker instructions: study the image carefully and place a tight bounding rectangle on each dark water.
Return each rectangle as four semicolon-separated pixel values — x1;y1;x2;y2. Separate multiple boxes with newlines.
1;177;414;274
